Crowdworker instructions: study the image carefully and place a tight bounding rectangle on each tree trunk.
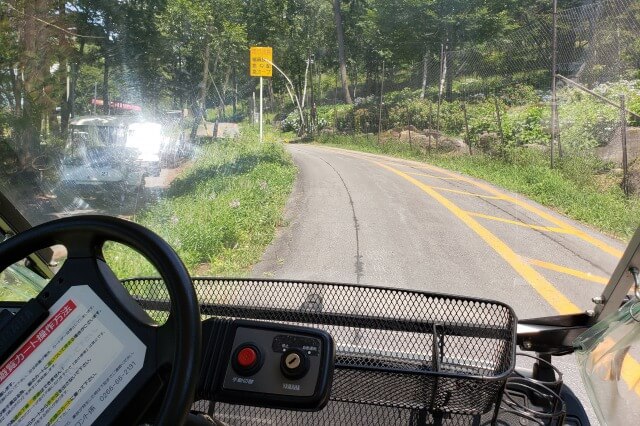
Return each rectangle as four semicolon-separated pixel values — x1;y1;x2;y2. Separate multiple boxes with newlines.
232;68;237;116
200;31;211;112
16;0;48;167
332;0;352;104
191;24;211;140
9;68;21;116
102;55;109;114
420;53;428;99
267;78;275;110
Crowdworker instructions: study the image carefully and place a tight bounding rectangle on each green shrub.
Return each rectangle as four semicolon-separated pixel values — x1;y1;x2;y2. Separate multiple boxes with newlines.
558;89;618;150
504;104;549;146
499;83;540;106
628;96;640;126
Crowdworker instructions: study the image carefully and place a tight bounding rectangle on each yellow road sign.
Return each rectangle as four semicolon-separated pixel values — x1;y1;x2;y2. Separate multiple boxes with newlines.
250;46;273;77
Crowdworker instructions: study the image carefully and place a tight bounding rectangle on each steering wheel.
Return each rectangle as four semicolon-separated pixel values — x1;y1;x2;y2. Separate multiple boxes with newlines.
0;215;201;425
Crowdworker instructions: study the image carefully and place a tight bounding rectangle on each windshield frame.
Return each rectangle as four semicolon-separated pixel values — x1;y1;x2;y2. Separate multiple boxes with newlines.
0;191;55;279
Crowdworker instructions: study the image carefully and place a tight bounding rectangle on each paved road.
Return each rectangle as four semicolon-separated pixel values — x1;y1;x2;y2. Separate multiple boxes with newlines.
253;143;633;422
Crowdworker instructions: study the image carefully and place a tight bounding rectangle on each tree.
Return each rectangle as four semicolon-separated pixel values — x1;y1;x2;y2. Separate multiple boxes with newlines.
332;0;353;104
1;0;60;165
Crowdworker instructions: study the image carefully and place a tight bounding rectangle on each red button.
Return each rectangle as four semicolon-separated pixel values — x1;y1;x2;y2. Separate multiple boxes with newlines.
237;347;258;368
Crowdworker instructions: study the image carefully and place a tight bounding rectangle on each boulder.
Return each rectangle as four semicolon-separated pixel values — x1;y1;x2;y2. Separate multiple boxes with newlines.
476;131;501;154
597;126;640;166
437;137;469;154
628;159;640;196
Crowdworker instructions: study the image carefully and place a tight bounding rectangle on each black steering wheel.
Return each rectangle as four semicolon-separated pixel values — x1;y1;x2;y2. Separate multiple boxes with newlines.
0;215;201;425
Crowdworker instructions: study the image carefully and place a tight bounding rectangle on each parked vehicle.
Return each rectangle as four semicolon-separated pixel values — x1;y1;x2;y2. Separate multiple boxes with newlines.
61;116;164;193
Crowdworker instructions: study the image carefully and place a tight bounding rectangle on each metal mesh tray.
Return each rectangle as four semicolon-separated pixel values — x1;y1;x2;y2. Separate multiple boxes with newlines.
124;277;517;416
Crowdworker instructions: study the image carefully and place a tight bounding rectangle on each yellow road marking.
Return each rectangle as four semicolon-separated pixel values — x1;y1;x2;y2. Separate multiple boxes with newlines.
405;171;463;181
623;357;640;395
318;147;623;258
467;212;575;234
375;161;581;315
411;163;624;258
526;258;610;284
428;186;506;200
374;160;640;398
313;147;638;397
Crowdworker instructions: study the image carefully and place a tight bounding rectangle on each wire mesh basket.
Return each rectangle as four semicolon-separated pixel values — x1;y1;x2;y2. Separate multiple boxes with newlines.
124;277;517;421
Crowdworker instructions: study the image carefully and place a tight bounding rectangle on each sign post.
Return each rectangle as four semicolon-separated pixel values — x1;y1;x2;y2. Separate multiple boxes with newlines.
250;46;273;143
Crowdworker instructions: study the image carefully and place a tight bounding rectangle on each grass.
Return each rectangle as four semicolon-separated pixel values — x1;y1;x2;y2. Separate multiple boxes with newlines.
312;133;640;241
103;124;297;280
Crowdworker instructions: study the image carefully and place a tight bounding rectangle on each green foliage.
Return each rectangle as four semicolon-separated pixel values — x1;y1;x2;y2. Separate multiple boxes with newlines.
503;104;548;146
281;110;328;133
629;97;640;126
104;126;296;278
499;83;540;106
558;89;619;150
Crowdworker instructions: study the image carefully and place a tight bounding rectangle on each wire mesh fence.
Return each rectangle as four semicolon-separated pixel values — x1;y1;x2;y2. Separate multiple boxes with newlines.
306;0;640;196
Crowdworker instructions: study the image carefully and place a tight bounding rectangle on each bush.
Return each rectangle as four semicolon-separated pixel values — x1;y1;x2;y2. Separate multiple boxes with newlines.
628;96;640;126
558;88;619;150
281;110;301;133
280;109;330;134
499;83;540;106
504;104;549;146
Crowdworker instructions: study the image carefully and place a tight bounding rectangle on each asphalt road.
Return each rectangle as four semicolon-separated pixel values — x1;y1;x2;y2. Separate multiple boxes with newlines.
253;143;633;423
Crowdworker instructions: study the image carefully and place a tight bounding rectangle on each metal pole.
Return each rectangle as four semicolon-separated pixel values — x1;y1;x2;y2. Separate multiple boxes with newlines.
377;60;385;145
428;101;433;153
408;106;412;148
334;72;338;129
620;95;629;197
252;92;256;124
556;74;640;121
550;0;558;167
259;77;263;143
494;96;506;153
462;102;472;155
93;82;97;115
436;43;444;149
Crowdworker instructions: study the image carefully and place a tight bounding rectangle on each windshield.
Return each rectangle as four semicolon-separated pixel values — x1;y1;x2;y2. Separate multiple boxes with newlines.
1;0;640;423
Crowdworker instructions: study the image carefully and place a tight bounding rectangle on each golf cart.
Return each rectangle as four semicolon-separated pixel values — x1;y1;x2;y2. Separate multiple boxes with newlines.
61;116;164;194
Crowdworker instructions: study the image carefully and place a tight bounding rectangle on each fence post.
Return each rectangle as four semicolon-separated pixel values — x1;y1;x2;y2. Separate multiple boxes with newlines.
427;101;433;153
377;60;385;145
494;96;506;153
462;102;472;155
620;95;629;197
407;106;412;148
334;72;338;130
551;0;560;163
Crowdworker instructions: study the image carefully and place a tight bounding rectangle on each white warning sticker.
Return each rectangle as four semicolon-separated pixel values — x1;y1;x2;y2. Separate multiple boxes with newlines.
0;285;146;425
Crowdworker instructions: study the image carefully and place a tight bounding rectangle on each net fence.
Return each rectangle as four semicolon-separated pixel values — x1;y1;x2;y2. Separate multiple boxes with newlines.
313;0;640;196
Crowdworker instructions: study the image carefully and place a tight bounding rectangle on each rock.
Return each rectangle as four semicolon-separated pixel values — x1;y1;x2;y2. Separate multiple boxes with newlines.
597;126;640;166
627;159;640;196
437;137;469;154
399;132;429;146
476;131;501;154
423;129;442;139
